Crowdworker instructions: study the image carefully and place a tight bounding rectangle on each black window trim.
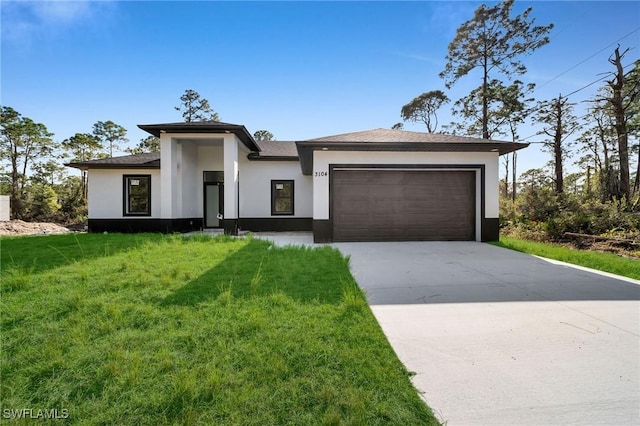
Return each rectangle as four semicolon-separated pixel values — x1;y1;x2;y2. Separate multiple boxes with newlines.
271;179;294;216
123;174;151;216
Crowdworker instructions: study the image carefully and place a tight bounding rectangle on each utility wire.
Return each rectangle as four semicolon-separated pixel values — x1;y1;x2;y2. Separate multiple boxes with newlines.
536;26;640;90
564;62;636;98
517;62;636;141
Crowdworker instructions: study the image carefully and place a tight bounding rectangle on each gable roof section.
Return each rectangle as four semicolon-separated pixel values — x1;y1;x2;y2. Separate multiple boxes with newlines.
247;140;299;161
295;128;529;175
138;121;260;152
66;152;160;170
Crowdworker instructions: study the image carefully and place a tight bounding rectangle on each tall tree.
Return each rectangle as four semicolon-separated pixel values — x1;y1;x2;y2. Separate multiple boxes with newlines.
175;89;220;122
448;80;534;138
577;101;619;202
31;160;66;186
603;47;639;200
63;132;103;200
535;95;580;194
253;130;274;141
126;135;160;154
501;81;534;203
627;61;640;194
400;90;449;132
440;0;552;139
92;120;127;158
0;107;55;219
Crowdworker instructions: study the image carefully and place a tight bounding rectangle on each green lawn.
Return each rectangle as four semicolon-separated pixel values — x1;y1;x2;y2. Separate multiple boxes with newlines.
492;236;640;280
1;233;437;425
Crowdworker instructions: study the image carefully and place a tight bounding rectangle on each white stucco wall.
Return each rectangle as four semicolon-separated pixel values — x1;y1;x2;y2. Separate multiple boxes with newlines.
0;195;10;221
179;142;199;218
223;136;240;219
160;134;177;218
87;169;161;218
238;156;312;218
312;150;499;222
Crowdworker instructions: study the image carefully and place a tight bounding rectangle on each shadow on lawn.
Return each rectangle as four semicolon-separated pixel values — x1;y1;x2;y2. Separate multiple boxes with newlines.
161;239;348;306
1;233;166;274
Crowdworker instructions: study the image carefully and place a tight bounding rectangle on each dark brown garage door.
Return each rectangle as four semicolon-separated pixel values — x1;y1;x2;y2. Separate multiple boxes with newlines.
332;169;475;242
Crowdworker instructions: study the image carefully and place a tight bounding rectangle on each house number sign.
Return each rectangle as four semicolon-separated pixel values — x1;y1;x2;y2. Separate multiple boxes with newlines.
314;171;328;177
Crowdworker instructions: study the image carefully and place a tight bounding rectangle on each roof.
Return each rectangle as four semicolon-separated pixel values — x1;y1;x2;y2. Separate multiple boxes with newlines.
295;128;529;175
308;128;519;144
65;127;529;173
248;140;299;161
66;152;160;170
138;120;260;152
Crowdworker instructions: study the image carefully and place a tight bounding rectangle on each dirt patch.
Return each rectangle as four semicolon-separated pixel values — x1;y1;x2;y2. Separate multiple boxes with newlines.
0;220;75;236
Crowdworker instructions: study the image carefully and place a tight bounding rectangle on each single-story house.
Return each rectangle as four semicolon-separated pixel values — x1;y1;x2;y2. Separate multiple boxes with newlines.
67;121;527;243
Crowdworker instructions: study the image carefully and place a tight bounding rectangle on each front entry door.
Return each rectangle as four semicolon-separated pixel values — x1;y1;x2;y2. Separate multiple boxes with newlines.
204;183;224;228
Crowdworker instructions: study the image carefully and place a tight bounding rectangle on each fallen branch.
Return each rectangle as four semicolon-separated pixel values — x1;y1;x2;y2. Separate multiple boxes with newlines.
563;232;640;245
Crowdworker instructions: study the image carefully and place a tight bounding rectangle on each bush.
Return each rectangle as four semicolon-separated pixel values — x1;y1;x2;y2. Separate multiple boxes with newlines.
502;187;640;242
23;183;60;221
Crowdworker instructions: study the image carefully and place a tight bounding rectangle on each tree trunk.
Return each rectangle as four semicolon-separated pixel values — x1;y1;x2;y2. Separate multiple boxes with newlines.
482;53;489;139
82;170;88;201
609;47;630;200
512;151;517;203
10;147;20;219
634;147;640;196
554;97;564;194
502;155;509;197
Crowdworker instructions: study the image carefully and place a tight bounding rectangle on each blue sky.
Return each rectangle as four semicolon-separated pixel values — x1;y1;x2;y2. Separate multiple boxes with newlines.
2;1;639;177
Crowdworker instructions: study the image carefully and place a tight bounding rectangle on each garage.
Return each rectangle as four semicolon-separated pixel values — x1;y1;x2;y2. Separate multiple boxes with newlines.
332;169;476;242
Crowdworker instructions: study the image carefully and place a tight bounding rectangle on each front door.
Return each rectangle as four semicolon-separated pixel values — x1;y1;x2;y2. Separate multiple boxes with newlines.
204;183;224;228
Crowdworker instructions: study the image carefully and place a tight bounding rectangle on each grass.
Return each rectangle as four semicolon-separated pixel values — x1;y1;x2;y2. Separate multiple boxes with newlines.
492;236;640;280
0;233;437;425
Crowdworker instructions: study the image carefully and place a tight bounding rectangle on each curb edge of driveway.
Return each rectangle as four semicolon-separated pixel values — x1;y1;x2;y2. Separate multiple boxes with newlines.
532;255;640;286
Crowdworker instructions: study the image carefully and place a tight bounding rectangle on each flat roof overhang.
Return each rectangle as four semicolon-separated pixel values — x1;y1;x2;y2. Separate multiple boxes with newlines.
65;161;161;171
138;122;260;152
295;141;529;175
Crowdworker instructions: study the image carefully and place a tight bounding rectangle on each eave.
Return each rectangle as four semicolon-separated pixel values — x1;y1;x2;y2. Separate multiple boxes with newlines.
246;153;299;162
65;161;161;171
295;141;529;175
138;122;260;152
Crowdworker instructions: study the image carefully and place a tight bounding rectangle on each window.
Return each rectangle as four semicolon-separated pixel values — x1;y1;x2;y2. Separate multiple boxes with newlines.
271;180;294;215
123;175;151;216
203;171;224;183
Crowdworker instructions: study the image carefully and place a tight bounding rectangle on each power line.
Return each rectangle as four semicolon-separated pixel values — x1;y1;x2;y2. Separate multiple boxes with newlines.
536;26;640;90
517;62;636;141
564;62;635;98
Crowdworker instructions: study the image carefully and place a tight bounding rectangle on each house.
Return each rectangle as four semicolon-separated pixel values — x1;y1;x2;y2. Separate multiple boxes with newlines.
67;121;527;243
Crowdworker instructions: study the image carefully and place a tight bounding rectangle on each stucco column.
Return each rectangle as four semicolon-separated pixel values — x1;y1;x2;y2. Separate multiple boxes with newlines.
223;134;239;235
312;150;331;243
160;134;177;219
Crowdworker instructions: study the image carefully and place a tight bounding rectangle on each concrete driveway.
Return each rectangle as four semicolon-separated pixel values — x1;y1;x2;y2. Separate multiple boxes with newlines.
334;241;640;426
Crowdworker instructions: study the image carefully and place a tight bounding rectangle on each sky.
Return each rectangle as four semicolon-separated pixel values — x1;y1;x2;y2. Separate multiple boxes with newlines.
2;0;639;178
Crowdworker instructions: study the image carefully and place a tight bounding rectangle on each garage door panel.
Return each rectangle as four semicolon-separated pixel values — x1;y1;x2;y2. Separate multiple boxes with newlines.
333;170;475;241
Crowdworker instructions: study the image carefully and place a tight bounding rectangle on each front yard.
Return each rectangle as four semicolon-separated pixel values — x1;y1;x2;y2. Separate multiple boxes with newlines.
0;233;437;424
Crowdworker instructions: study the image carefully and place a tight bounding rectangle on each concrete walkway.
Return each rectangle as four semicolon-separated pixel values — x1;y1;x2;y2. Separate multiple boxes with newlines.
253;234;640;424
